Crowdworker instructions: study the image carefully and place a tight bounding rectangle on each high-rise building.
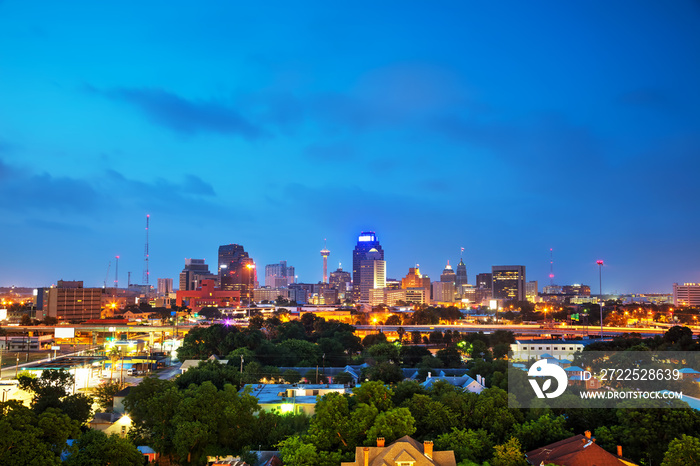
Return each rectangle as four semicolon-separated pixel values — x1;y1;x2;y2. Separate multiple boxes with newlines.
432;281;455;303
218;244;257;302
401;267;431;290
179;259;217;291
265;261;295;288
45;281;103;322
525;281;538;302
352;232;384;301
476;273;492;290
674;283;700;307
157;278;173;296
440;261;457;285
456;258;468;286
359;249;386;303
329;265;352;300
492;266;526;301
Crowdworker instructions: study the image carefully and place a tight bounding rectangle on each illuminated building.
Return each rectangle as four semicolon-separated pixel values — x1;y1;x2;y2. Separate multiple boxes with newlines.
179;259;217;291
476;273;492;290
562;284;591;296
674;283;700;307
352;232;384;301
45;280;103;322
440;261;456;285
525;280;538;302
359;249;386;303
157;278;173;296
175;279;240;311
432;281;455;303
329;265;352;300
218;244;256;302
455;258;468;286
401;267;430;289
492;265;526;301
265;261;295;288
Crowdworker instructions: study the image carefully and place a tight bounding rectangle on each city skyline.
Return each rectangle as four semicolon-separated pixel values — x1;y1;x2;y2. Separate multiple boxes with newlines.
1;2;699;292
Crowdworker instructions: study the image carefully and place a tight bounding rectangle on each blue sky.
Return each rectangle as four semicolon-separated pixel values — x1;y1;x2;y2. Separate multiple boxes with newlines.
0;1;698;293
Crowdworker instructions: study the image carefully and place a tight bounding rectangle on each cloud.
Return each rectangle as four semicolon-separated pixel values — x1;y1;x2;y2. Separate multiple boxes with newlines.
87;85;264;139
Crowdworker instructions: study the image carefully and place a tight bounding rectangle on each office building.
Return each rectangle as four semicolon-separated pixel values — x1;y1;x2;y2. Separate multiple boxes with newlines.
157;278;173;296
175;280;240;312
265;261;296;288
476;273;492;290
525;281;538;302
492;265;526;301
562;284;591;296
179;259;217;291
440;261;457;285
432;281;455;303
674;283;700;307
329;265;352;300
218;244;256;302
359;249;386;303
401;267;431;289
352;232;384;301
45;281;103;322
456;258;468;286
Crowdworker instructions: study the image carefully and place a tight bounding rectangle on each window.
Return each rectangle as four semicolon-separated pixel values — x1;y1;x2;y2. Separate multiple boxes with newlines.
538;347;542;350
570;347;574;350
553;347;558;350
531;347;535;350
396;462;415;466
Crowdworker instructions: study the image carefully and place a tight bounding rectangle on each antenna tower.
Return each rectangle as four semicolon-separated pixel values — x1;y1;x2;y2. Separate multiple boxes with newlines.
114;255;119;288
143;214;150;285
549;248;554;286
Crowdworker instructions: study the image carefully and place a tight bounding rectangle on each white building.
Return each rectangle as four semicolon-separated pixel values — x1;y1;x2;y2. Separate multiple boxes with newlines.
510;339;587;361
673;283;700;307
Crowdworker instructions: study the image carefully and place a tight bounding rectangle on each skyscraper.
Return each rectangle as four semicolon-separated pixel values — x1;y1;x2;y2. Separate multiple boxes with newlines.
440;261;457;285
265;261;295;288
456;258;468;286
492;265;526;301
179;259;217;291
320;241;331;283
352;232;384;301
359;249;386;303
218;244;256;302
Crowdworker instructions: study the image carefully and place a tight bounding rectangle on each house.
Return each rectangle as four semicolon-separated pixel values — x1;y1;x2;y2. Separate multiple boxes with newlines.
341;436;456;466
242;383;349;415
421;374;486;394
526;432;637;466
180;355;229;374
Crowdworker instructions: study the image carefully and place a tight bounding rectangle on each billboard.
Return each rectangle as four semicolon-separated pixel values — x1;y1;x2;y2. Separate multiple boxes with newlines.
54;327;75;339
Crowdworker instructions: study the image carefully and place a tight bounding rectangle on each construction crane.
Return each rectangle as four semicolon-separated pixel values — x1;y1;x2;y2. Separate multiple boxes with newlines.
103;260;111;288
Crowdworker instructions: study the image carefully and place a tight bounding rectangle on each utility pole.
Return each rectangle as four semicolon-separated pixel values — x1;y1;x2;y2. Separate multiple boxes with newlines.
240;355;244;374
597;260;604;338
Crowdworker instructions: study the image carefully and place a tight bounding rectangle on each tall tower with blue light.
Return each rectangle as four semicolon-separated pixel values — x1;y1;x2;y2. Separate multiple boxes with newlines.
352;231;384;301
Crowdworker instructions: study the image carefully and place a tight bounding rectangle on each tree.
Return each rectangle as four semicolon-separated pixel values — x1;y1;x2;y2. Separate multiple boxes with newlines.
385;315;402;325
396;326;406;343
282;369;302;384
365;407;416;444
65;429;143;466
512;414;572;452
93;381;126;412
435;428;493;464
0;401;78;465
278;436;323;466
491;437;527;466
353;381;393;411
363;362;404;384
20;314;33;326
334;371;355;385
662;434;700;466
18;368;92;424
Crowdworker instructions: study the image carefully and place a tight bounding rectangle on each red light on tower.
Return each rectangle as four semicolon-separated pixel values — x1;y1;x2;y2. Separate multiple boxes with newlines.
596;260;604;266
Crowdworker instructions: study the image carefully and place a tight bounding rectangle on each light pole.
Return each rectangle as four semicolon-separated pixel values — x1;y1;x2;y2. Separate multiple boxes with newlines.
597;260;604;338
246;263;256;306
